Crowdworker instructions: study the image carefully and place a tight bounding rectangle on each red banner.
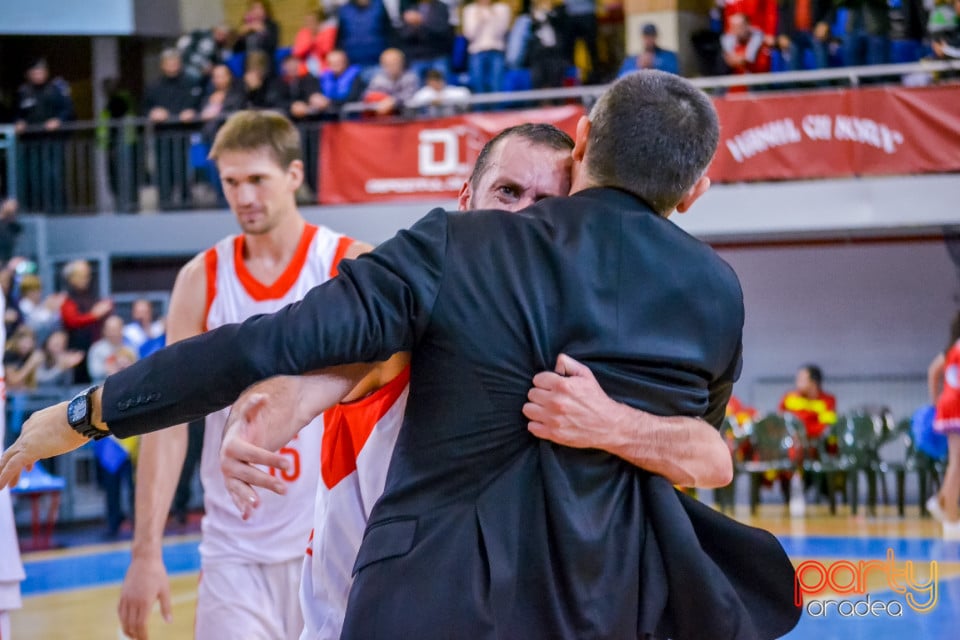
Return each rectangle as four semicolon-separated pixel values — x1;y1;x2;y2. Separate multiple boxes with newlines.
709;85;960;183
318;106;585;204
318;86;960;204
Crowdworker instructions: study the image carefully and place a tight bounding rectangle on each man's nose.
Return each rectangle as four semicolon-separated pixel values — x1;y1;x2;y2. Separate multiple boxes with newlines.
236;183;257;205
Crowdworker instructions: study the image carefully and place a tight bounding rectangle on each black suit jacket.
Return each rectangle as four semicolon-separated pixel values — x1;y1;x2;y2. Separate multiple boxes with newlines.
103;188;801;639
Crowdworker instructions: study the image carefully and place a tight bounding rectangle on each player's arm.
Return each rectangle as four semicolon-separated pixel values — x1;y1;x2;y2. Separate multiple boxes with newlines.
220;352;410;518
117;254;208;640
929;352;946;404
523;354;734;488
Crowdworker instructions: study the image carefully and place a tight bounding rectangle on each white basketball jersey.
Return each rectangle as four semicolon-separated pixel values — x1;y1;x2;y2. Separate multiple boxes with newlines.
200;224;354;565
0;294;26;608
300;367;409;640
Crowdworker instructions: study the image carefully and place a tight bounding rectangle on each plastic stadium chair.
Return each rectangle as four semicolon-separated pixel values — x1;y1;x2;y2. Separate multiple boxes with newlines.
11;462;66;550
740;414;802;515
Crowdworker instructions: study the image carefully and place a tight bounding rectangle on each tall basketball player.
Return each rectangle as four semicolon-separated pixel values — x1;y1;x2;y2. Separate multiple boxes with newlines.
116;111;372;640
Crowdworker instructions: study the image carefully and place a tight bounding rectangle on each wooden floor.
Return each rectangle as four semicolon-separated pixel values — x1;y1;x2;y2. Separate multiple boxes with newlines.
9;504;960;639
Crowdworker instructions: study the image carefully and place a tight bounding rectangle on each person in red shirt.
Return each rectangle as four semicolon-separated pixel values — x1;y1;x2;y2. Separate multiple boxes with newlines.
779;364;837;441
59;259;113;384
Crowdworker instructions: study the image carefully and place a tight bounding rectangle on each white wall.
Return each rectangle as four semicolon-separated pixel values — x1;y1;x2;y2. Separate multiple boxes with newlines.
0;0;133;34
720;240;960;418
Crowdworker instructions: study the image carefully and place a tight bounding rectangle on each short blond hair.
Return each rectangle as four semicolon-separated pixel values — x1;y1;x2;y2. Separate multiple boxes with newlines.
208;110;302;169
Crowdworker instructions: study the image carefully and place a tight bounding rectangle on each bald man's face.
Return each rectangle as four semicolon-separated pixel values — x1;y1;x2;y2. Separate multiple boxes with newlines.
458;137;572;212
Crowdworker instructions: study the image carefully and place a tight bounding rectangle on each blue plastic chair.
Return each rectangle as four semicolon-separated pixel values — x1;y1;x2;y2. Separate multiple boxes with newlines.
11;462;66;550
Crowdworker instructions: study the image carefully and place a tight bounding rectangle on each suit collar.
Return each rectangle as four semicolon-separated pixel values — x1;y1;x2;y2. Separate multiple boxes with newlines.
569;186;659;217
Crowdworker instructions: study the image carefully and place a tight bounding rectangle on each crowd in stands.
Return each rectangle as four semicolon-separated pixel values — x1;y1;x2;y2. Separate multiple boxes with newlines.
5;0;959;136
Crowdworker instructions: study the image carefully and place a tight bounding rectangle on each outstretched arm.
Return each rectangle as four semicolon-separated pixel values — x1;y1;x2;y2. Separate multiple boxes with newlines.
524;354;734;488
0;210;448;488
219;354;410;518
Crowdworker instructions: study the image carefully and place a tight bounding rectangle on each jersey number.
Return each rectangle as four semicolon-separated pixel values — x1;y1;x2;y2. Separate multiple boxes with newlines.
269;447;301;482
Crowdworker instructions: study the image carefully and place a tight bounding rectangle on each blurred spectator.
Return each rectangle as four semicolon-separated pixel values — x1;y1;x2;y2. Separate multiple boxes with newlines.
15;58;73;134
723;0;778;46
618;23;679;76
272;55;331;119
15;59;74;214
836;0;891;66
122;299;164;353
930;0;960;59
144;49;202;124
722;13;772;76
775;0;831;71
319;50;365;112
3;324;42;390
200;64;244;122
463;0;512;94
887;0;927;61
239;52;278;109
88;315;136;383
563;0;599;82
726;395;758;427
99;78;140;212
17;273;64;343
177;24;235;84
144;49;203;208
336;0;394;76
60;259;113;384
0;199;22;264
36;329;83;387
407;69;471;115
234;0;280;62
364;48;421;114
398;0;456;80
780;364;837;442
293;9;339;76
526;0;569;89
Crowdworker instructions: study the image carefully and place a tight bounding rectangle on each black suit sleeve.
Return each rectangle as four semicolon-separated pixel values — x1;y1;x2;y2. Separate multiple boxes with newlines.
703;339;742;429
102;209;449;437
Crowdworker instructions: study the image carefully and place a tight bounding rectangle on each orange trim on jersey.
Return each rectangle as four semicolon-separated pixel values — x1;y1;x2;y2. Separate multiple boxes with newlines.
306;528;315;556
202;248;218;332
329;235;355;279
321;365;411;490
233;224;319;301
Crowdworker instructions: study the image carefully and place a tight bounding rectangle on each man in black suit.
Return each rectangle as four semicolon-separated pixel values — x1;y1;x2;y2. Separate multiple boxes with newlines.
1;71;801;639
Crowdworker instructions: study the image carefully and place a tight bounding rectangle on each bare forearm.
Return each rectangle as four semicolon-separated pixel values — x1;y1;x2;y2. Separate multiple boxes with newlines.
131;426;188;558
606;405;733;489
929;353;945;404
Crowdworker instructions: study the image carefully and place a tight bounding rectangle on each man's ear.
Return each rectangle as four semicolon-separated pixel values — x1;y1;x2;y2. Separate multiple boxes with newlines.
675;176;711;215
456;181;471;212
571;115;591;163
287;159;305;191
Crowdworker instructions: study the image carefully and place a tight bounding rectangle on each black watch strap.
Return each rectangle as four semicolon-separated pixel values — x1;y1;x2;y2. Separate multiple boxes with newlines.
67;385;110;441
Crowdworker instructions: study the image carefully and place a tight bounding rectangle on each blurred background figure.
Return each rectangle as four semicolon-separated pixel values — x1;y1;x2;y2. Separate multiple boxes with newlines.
462;0;512;94
927;311;960;539
233;0;280;62
618;23;679;76
59;260;113;384
122;299;164;354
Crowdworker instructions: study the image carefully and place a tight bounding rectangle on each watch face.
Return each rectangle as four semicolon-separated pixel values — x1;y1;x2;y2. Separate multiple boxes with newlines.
67;395;87;425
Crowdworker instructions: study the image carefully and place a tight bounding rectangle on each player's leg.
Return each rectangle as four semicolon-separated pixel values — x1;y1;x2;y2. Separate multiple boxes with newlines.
262;558;305;640
195;562;287;640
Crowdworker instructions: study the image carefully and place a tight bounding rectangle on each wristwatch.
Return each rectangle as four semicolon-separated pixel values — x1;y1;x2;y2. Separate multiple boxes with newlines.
67;385;109;440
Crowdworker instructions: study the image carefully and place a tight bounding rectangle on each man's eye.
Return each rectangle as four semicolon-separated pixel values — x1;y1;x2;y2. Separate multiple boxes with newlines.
250;176;263;185
497;186;518;199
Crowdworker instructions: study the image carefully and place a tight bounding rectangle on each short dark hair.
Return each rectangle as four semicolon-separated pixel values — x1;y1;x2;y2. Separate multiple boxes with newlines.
425;69;445;83
585;70;719;214
801;365;823;387
469;123;574;191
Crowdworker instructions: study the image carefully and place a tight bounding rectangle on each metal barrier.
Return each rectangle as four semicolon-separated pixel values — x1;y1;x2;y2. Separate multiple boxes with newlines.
8;60;960;215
